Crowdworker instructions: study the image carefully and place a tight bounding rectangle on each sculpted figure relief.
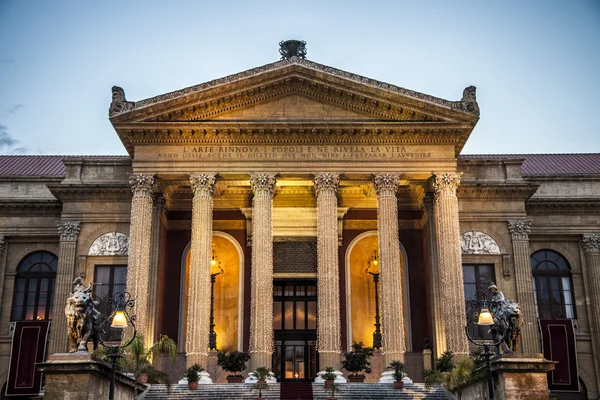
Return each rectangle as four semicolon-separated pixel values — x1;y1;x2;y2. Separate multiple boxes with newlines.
65;277;102;352
460;231;501;254
488;284;523;353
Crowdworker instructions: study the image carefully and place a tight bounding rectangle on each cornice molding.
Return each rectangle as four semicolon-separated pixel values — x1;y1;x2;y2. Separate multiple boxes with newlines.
48;185;132;202
458;184;539;201
0;200;61;216
109;59;479;120
526;198;600;214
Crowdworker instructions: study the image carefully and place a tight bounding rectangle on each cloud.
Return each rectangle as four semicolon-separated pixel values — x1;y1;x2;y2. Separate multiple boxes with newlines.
0;125;18;150
11;146;32;154
8;104;22;114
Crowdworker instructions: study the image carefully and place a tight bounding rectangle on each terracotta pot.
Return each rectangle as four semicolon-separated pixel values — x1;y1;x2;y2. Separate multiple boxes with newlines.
188;381;198;390
227;375;244;383
347;375;365;383
257;379;267;388
324;379;334;389
136;374;148;383
394;380;404;389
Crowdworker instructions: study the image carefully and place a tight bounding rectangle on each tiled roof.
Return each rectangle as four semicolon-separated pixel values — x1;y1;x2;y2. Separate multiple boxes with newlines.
0;155;130;178
459;154;600;175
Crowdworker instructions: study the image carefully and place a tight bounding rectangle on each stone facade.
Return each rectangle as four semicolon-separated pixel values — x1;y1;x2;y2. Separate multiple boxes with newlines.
0;53;598;399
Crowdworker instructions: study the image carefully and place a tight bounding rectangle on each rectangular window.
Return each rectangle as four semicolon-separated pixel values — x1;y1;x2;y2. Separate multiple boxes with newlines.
94;265;127;340
463;264;495;339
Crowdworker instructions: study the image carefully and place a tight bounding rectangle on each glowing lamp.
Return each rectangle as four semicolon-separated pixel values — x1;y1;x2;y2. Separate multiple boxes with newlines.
111;310;128;328
477;302;494;326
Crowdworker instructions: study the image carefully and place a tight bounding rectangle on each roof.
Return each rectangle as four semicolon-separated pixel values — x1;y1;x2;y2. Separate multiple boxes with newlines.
0;154;598;178
0;155;130;178
459;154;600;175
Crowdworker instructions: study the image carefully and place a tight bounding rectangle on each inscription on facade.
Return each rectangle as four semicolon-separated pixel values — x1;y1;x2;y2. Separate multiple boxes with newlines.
142;145;444;162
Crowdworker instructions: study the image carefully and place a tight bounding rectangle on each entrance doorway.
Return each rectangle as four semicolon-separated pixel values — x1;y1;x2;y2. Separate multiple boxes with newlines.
273;279;318;381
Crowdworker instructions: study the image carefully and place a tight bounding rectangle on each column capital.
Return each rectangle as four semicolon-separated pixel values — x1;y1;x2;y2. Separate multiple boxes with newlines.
250;173;277;195
129;174;155;197
0;236;5;251
314;173;339;196
582;234;600;254
57;221;81;241
508;219;531;241
373;173;399;195
153;195;166;213
189;173;217;195
432;172;461;195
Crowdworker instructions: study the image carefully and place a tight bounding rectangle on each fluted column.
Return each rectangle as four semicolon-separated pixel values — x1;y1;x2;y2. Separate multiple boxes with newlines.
507;220;541;353
374;174;406;365
249;173;276;369
432;173;469;356
581;233;600;388
314;173;342;369
186;173;216;367
423;193;446;359
48;221;81;355
126;174;155;348
147;196;165;347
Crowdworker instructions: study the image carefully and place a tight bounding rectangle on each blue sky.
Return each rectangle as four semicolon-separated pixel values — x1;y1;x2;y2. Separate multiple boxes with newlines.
0;0;598;155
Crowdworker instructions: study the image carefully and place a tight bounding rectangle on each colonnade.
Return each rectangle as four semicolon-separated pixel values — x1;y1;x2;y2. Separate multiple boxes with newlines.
124;171;467;369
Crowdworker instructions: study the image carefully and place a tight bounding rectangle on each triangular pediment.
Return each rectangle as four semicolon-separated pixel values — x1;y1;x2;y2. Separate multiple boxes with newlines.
109;61;480;125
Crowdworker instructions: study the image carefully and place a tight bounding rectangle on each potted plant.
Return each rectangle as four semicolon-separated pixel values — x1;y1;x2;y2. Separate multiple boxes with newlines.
388;361;406;389
217;350;250;383
118;334;177;387
184;364;203;390
252;366;272;399
342;341;373;382
322;366;336;389
325;381;340;400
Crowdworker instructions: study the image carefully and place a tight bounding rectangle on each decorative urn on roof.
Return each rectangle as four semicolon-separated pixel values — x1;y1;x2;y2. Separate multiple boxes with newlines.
279;39;307;60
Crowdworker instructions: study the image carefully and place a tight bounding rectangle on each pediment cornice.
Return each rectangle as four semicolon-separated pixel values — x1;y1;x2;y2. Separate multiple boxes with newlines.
110;59;479;125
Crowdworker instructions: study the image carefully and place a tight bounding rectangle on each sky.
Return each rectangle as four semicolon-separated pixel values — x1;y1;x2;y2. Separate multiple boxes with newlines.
0;0;598;156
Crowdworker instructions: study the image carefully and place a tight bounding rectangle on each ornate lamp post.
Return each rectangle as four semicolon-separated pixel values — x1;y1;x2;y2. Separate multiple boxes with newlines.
365;249;382;349
99;292;136;400
465;288;508;400
209;249;224;350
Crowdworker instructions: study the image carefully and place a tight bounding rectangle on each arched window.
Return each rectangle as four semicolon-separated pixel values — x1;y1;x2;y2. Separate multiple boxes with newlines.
531;250;575;320
11;251;57;321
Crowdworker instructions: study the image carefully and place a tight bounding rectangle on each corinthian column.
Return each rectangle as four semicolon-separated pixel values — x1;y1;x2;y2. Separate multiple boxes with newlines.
48;221;81;355
147;196;165;348
423;193;446;359
581;233;600;387
507;220;540;353
432;173;469;356
249;173;276;369
373;174;406;365
186;173;216;367
314;173;342;369
126;174;154;348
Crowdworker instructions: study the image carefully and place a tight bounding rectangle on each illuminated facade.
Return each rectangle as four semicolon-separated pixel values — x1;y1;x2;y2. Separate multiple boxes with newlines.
0;44;599;398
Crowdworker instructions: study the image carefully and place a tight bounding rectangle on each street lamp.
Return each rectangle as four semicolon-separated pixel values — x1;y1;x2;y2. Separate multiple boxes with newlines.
465;288;508;400
99;291;136;400
365;249;382;349
209;249;224;350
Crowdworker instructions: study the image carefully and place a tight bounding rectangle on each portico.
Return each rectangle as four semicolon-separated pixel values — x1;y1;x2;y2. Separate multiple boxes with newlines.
109;44;479;379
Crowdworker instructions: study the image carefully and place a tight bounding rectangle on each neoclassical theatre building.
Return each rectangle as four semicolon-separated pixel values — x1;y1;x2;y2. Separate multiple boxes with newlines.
1;42;599;398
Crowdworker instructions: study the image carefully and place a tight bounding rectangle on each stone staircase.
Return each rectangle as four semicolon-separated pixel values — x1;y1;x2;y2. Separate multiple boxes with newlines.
142;382;445;399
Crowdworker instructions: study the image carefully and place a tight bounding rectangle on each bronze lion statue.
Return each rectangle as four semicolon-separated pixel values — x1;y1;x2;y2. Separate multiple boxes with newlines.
65;277;102;352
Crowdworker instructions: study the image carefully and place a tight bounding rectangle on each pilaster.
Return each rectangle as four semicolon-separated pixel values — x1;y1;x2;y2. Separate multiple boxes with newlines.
507;219;541;353
48;221;81;355
0;237;7;317
581;233;600;389
373;173;406;365
147;195;165;347
249;173;276;370
423;193;446;359
186;173;216;367
314;173;342;369
432;173;469;355
126;174;155;348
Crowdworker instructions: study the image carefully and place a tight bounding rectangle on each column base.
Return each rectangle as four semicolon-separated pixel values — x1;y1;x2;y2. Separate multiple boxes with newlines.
314;370;346;383
319;352;341;370
249;352;272;370
244;371;277;384
378;370;413;384
186;353;207;369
